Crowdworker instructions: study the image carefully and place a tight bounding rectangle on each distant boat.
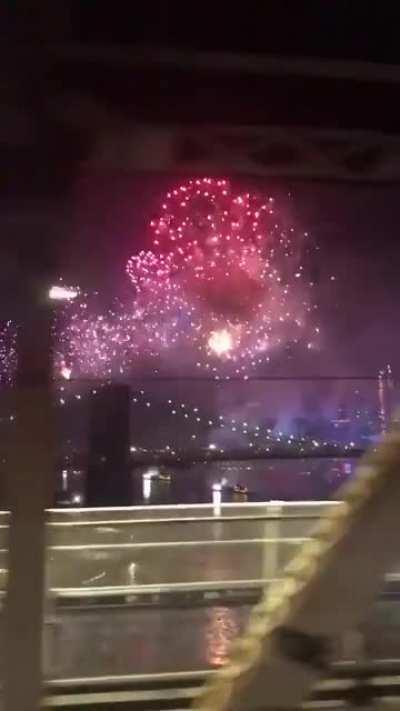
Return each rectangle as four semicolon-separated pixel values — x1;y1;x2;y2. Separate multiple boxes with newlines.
143;467;172;482
233;483;248;495
158;471;172;483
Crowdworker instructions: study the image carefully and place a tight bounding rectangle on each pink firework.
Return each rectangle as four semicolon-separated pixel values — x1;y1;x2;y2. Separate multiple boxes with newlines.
0;320;17;385
57;179;319;380
126;178;319;375
55;294;142;379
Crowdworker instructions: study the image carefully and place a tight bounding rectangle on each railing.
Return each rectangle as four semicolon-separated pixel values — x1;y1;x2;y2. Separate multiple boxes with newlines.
38;499;400;707
43;661;400;710
2;502;400;607
1;501;400;706
0;502;331;602
45;502;329;601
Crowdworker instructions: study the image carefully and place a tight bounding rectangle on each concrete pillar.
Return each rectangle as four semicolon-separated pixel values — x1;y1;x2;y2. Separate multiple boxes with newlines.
4;293;54;711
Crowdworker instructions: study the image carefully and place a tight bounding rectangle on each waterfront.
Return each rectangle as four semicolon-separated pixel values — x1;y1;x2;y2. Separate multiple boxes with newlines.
57;457;355;507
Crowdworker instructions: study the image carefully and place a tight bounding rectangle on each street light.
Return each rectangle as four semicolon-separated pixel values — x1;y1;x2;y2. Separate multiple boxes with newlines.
48;285;79;301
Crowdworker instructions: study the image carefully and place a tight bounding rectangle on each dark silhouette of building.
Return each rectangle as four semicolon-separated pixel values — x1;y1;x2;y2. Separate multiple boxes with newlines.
87;384;131;505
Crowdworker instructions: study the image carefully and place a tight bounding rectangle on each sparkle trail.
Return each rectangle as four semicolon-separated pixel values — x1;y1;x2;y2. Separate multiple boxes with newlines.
0;321;17;386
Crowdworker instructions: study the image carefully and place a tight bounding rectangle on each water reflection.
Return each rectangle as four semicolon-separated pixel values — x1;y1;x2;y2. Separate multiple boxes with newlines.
212;483;222;516
56;458;354;507
133;457;354;505
205;606;240;667
47;606;249;677
45;597;400;679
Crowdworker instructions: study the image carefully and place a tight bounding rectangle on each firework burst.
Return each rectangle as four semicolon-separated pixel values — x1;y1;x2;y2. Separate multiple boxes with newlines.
125;178;319;376
4;179;318;383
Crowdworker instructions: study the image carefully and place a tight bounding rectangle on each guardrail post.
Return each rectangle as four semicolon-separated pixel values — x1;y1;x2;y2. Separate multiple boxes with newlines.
4;291;54;711
263;503;281;581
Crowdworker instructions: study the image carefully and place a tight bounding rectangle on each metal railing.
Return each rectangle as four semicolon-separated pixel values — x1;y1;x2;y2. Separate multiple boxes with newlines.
1;502;400;606
43;661;400;710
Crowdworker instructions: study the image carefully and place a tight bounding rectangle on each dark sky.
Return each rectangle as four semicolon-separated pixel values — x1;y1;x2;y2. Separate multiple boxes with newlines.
4;4;400;65
53;5;400;65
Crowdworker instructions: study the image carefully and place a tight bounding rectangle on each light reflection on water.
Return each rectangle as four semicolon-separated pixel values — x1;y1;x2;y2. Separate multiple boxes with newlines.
56;458;355;507
133;458;355;506
205;606;241;667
